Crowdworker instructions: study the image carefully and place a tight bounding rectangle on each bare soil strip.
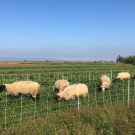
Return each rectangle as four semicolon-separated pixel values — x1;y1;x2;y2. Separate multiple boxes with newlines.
0;62;132;67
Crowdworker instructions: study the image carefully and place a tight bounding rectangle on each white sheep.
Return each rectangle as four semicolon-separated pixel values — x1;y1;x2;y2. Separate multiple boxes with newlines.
0;81;40;99
53;79;70;92
117;72;130;80
55;84;88;101
100;75;111;91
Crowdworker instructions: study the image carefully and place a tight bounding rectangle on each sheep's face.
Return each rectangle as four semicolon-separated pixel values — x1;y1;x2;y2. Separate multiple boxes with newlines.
101;84;106;91
117;77;121;80
54;94;61;102
0;85;6;93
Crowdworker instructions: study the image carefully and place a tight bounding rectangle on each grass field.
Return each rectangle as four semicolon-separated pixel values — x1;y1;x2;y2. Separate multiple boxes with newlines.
0;62;135;134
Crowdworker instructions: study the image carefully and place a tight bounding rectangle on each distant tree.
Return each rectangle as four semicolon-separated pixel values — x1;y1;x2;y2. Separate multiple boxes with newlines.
123;55;135;65
46;60;48;62
116;55;124;63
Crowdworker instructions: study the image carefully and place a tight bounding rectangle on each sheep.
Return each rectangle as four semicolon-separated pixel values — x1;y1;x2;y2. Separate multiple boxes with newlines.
117;72;130;80
0;81;40;100
100;75;111;91
54;84;88;101
53;79;70;92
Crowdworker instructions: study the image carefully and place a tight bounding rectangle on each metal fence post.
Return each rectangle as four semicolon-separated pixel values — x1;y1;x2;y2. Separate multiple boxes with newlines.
89;71;90;83
128;79;130;106
111;70;112;82
27;74;28;81
77;84;79;111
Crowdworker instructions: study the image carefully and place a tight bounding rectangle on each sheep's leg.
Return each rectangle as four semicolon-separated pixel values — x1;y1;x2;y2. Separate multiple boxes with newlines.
36;93;40;100
72;97;76;100
83;93;88;97
31;94;36;99
14;92;19;96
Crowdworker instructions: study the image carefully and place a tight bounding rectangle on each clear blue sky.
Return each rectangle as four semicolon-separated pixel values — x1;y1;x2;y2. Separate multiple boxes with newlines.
0;0;135;61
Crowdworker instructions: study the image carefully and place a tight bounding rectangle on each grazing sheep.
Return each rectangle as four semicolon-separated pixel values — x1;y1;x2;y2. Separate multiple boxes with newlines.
53;79;70;92
0;81;40;100
117;72;130;80
55;84;88;101
100;75;111;91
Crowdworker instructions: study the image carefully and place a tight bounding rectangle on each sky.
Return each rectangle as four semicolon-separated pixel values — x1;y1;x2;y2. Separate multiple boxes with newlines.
0;0;135;61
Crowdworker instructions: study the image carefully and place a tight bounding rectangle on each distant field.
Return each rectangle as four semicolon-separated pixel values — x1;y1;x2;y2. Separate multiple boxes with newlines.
0;62;133;74
0;61;126;67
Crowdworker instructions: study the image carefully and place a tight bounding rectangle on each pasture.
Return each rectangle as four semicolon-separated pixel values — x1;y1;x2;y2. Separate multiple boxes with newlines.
0;62;135;133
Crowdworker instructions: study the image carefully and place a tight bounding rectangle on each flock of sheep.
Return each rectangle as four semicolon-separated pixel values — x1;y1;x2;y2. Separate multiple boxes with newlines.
0;72;131;101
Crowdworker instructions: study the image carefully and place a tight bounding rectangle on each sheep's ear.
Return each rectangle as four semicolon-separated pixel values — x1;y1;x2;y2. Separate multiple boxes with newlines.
0;85;6;92
2;85;6;89
54;95;58;100
57;95;60;100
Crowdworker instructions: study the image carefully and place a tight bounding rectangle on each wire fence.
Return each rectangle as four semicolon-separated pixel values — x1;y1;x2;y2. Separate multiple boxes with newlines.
0;70;135;130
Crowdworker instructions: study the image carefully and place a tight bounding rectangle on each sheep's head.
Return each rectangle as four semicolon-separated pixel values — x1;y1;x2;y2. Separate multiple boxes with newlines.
117;77;121;80
101;83;107;91
0;85;6;93
54;94;61;102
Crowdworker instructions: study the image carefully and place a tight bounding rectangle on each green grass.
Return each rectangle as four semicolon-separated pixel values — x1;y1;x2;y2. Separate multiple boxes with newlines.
1;100;135;134
0;64;135;134
0;64;134;74
0;77;135;131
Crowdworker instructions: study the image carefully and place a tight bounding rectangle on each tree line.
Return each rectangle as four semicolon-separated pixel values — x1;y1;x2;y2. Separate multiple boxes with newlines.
123;55;135;65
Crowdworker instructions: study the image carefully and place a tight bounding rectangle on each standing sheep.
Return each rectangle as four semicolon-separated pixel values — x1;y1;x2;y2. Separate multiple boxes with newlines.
117;72;130;80
55;84;88;101
53;79;70;92
100;75;111;91
0;81;40;100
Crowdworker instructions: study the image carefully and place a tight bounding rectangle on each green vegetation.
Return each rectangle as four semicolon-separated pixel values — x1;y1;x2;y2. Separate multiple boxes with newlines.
123;55;135;65
0;65;134;74
0;70;135;131
0;63;135;134
1;101;135;134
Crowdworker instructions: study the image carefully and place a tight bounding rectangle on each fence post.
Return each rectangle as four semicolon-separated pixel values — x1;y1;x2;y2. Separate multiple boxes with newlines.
89;71;90;83
77;84;79;111
5;92;7;130
103;90;104;106
123;80;124;104
62;72;63;79
95;82;97;107
70;85;71;108
87;84;89;108
20;91;23;125
128;79;130;106
111;70;112;82
47;97;48;115
34;90;37;122
16;74;17;81
27;74;28;81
